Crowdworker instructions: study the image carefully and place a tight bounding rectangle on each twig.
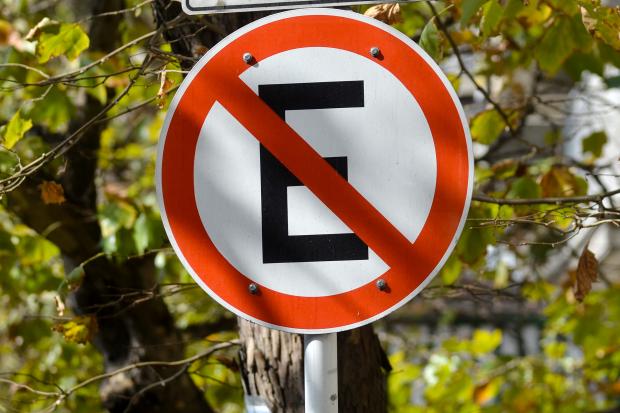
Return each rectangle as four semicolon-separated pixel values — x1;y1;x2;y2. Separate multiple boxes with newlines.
0;378;59;397
82;0;155;22
49;340;239;411
426;1;516;135
122;365;188;413
0;56;151;194
473;188;620;205
0;63;50;79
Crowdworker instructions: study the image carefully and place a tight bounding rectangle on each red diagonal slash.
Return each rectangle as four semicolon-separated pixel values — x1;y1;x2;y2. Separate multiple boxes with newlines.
210;75;420;272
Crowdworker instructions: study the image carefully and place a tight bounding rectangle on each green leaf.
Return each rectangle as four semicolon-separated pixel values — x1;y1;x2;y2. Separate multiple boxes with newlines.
522;280;555;301
544;130;561;145
498;205;514;220
491;159;519;179
534;17;582;74
471;110;505;145
103;227;138;257
503;0;524;19
564;50;605;80
66;265;85;291
600;43;620;70
481;0;503;37
1;110;32;149
581;4;620;51
475;164;494;183
419;19;442;62
87;83;108;105
36;23;89;63
507;177;541;200
394;3;427;38
20;236;59;266
440;254;462;285
582;131;607;158
133;214;150;254
457;204;498;265
507;176;542;216
0;149;19;178
388;351;421;407
494;260;509;288
570;13;594;50
458;226;494;265
133;212;166;254
31;86;75;133
545;0;579;16
461;0;489;25
99;201;137;237
544;342;567;359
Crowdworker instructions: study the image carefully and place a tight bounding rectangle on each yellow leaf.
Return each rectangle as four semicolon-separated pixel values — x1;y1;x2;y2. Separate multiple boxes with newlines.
2;109;32;149
580;4;620;51
39;181;66;204
540;166;585;197
474;378;501;405
471;329;502;354
0;20;14;45
513;394;536;413
491;159;519;179
35;23;90;63
52;315;97;344
471;109;505;145
364;3;402;25
574;246;598;302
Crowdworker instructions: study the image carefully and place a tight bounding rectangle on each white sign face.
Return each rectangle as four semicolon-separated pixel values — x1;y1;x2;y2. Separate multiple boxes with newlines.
194;47;436;297
182;0;414;14
157;9;473;333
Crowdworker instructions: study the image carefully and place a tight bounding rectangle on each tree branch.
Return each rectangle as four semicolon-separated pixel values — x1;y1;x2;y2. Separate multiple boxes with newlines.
426;1;516;135
473;188;620;205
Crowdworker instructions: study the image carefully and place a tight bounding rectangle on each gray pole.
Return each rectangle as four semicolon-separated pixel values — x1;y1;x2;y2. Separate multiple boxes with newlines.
304;333;338;413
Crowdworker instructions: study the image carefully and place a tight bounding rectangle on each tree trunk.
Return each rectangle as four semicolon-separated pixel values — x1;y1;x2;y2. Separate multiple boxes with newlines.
238;320;390;412
7;1;214;412
238;320;305;412
337;326;390;412
7;0;390;412
151;2;392;410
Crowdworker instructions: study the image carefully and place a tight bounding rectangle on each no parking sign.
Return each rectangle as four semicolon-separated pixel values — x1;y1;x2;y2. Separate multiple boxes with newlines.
156;9;473;333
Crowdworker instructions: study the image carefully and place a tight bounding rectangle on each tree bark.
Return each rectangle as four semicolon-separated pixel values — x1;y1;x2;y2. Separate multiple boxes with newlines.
151;2;392;411
238;320;305;412
238;320;390;412
337;326;390;412
7;1;214;412
7;0;391;411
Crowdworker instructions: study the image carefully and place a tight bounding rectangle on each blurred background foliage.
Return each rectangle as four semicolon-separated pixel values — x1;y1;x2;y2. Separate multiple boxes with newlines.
0;0;619;412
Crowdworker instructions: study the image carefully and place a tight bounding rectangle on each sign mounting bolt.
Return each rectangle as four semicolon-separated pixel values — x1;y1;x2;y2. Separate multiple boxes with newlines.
243;52;254;64
376;279;387;291
248;283;259;295
370;46;381;58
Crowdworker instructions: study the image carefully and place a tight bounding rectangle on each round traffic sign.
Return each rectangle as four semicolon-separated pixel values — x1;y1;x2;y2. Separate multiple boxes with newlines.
156;8;473;333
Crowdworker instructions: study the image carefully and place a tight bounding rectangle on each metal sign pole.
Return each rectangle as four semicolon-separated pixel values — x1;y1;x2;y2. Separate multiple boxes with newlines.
304;333;338;413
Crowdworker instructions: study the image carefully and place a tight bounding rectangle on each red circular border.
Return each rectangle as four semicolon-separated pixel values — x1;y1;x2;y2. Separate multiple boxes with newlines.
159;12;470;331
